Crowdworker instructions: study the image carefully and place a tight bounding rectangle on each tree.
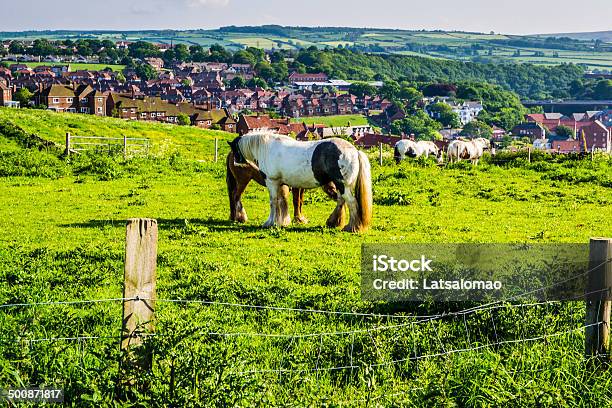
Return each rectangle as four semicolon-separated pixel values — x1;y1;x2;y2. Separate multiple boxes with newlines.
31;39;56;56
390;111;442;140
135;63;157;81
399;87;423;110
593;80;612;99
9;41;26;54
13;88;33;107
349;82;377;98
247;77;268;89
459;120;493;138
177;113;191;126
230;76;247;89
173;44;190;62
379;80;401;100
427;103;460;128
128;41;161;59
555;125;575;139
255;61;275;83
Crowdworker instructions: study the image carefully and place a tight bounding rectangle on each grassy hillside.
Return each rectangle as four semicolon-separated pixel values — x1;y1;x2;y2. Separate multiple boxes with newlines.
0;108;235;160
1;113;612;404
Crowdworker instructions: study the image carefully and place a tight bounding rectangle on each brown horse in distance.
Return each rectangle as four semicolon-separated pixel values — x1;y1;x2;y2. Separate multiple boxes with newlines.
226;152;340;225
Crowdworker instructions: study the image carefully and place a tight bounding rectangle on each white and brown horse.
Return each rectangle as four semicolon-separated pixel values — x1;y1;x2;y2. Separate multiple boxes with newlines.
447;138;490;165
394;139;442;163
228;132;372;232
226;151;337;224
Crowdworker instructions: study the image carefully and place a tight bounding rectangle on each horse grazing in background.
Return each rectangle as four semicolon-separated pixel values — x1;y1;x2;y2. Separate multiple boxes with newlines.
394;140;442;163
226;152;338;224
228;132;372;232
447;138;490;165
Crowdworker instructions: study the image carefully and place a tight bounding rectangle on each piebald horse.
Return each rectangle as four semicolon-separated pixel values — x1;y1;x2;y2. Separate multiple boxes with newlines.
447;138;490;165
226;151;338;224
228;132;373;232
394;140;442;163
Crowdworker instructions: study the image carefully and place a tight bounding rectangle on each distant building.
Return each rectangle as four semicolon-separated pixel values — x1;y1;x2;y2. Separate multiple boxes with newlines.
288;72;328;84
511;122;547;140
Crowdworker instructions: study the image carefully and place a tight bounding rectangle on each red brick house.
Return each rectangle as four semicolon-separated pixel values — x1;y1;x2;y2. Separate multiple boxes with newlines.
0;79;13;106
580;120;611;152
551;139;582;153
353;133;401;148
236;114;311;136
35;84;107;115
288;72;328;84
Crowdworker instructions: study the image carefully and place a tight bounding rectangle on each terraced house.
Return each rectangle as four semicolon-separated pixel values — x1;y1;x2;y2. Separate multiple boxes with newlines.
107;93;236;131
34;84;107;115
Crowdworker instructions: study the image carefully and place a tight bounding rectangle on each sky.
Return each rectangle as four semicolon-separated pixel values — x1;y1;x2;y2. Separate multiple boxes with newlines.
3;0;611;35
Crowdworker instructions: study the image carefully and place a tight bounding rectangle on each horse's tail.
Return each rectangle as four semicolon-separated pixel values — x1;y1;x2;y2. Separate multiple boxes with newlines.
354;151;373;232
226;152;237;220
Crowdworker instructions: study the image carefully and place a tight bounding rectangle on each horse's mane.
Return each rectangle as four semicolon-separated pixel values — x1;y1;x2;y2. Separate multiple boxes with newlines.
240;131;293;161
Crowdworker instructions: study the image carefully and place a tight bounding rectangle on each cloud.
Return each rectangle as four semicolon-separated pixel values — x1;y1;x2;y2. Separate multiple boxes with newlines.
187;0;230;8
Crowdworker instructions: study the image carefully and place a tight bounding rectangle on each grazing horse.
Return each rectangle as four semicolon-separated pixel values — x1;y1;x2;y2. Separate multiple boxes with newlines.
447;138;490;165
226;152;338;224
228;132;372;232
394;140;442;163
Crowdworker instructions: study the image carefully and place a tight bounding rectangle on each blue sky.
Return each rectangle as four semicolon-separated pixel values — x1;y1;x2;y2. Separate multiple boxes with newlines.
4;0;611;34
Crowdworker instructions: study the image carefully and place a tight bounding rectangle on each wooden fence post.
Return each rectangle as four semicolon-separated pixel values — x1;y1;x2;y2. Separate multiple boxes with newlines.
122;218;158;369
379;143;383;166
65;132;71;157
214;138;219;163
585;237;612;361
123;135;127;160
591;145;595;162
528;147;531;163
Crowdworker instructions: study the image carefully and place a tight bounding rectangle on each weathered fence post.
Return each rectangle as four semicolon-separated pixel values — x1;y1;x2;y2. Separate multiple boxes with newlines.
122;218;158;369
65;132;71;157
123;135;128;160
527;147;531;163
214;138;219;163
379;143;383;166
585;237;612;362
591;145;595;162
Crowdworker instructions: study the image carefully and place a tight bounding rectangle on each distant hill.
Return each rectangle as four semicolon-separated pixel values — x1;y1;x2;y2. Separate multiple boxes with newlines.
536;31;612;42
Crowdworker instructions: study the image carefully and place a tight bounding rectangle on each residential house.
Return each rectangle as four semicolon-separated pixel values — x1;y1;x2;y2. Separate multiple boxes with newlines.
551;139;582;153
35;84;107;115
236;114;307;136
288;72;328;84
0;79;15;107
579;120;611;152
145;58;165;71
192;109;236;132
511;122;547;140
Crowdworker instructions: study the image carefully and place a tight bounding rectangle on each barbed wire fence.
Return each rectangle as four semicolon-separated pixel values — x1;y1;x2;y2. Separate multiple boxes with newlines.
0;220;610;402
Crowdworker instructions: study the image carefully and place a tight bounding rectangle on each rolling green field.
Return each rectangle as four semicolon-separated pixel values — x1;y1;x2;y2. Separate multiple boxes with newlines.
1;110;612;405
0;108;234;160
291;114;371;128
2;60;126;72
3;27;611;70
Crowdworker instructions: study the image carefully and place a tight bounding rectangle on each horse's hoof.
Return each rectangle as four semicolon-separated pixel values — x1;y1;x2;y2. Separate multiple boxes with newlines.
343;224;366;233
294;216;309;224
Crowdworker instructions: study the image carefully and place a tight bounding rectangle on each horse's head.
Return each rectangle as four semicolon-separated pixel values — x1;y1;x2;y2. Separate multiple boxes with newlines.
228;137;249;167
406;146;418;158
393;145;402;164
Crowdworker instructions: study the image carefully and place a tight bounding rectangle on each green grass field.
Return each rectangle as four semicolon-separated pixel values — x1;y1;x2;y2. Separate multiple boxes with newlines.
291;114;371;127
1;110;612;405
3;60;126;72
0;108;234;160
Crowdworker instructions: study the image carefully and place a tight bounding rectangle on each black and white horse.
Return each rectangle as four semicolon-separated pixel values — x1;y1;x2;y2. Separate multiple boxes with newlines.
228;132;372;232
447;138;490;165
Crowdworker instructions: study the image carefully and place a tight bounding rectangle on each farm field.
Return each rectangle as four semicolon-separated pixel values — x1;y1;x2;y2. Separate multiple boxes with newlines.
1;60;126;72
2;27;611;70
1;111;612;405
